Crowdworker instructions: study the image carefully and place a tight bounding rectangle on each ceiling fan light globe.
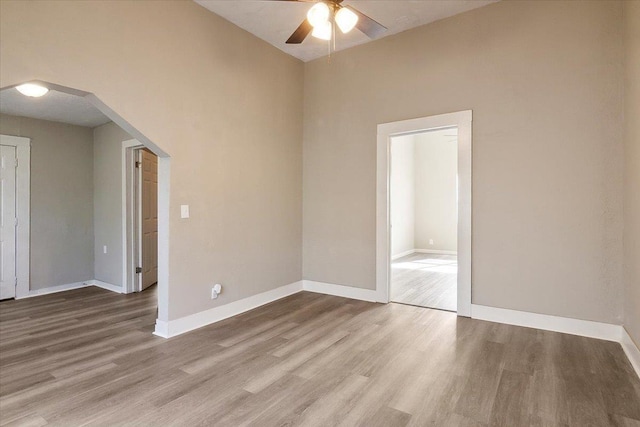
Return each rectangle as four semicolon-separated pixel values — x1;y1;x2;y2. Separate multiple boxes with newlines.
307;2;330;27
311;20;332;40
15;83;49;98
335;7;358;34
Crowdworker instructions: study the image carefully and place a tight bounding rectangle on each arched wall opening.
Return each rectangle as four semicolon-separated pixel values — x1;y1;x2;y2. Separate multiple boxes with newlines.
0;80;171;325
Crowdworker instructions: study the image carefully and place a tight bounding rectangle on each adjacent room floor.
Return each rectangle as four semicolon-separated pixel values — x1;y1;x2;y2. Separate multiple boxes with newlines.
1;287;639;426
391;253;457;311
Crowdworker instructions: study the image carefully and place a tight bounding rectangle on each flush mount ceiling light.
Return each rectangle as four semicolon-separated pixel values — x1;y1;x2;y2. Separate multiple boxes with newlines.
16;83;49;97
281;0;387;45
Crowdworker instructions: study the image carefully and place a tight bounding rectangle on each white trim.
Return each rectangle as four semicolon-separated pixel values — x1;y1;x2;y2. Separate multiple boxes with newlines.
622;328;640;379
391;249;416;260
470;304;640;378
153;279;387;339
154;281;304;338
122;139;144;294
414;249;458;255
1;135;30;299
136;149;143;292
20;282;89;298
86;279;123;294
377;111;472;316
471;304;621;342
147;276;639;383
391;249;458;260
302;280;381;302
156;157;170;323
16;280;124;299
154;320;169;338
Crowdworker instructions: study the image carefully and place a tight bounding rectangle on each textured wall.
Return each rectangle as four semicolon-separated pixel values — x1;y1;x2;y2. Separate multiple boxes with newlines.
391;135;415;257
93;122;133;288
0;114;94;290
413;132;458;252
623;0;640;345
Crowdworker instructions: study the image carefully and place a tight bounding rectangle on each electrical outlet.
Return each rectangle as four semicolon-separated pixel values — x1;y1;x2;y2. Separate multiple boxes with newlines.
429;239;434;245
103;245;108;254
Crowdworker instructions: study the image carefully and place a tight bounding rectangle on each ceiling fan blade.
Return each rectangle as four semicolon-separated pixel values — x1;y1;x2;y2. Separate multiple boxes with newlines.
286;19;313;44
347;6;387;39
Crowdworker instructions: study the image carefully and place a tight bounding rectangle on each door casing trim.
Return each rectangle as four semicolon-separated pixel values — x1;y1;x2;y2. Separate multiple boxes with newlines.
0;134;30;299
376;110;472;316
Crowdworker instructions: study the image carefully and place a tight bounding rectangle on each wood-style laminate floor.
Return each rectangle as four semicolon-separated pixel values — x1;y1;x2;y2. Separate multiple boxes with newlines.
391;253;457;311
1;286;640;426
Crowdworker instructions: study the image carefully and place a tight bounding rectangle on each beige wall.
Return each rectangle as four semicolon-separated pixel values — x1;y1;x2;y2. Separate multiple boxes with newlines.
624;0;640;346
0;0;303;320
93;122;133;288
303;0;624;324
0;114;94;290
414;132;458;252
390;135;415;257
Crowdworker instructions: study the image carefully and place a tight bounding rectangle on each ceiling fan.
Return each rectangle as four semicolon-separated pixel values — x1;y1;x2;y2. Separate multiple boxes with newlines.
273;0;387;44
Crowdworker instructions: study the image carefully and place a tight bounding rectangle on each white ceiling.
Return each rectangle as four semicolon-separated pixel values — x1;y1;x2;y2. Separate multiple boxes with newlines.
0;88;111;128
195;0;498;62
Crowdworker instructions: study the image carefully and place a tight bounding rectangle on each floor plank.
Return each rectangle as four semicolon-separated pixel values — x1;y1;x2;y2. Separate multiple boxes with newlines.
1;286;639;426
391;252;457;311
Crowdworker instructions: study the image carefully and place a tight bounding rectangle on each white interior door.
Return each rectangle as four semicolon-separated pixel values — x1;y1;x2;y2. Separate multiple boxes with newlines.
0;145;17;300
140;149;158;290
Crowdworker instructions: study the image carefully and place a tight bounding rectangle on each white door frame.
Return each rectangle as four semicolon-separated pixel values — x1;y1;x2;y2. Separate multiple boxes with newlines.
0;135;30;299
122;139;144;294
376;110;472;316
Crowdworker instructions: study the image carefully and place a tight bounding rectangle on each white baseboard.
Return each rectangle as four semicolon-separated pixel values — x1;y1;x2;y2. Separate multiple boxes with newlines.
152;279;387;339
153;281;304;338
622;328;640;379
302;280;381;303
17;279;123;300
86;280;123;294
391;249;458;260
22;281;89;298
391;249;415;260
415;249;458;255
471;304;621;342
154;319;169;338
146;279;640;382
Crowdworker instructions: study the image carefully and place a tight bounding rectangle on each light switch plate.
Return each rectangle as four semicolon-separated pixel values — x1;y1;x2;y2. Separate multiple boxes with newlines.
180;205;190;219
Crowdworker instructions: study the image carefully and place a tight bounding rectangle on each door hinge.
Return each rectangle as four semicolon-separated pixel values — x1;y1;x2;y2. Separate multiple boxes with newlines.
135;161;141;168
15;159;18;168
136;267;142;274
14;218;18;227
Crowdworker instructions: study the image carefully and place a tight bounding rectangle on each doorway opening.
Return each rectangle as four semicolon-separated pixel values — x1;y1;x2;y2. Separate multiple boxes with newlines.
376;110;472;317
389;128;458;311
0;80;170;333
124;143;159;293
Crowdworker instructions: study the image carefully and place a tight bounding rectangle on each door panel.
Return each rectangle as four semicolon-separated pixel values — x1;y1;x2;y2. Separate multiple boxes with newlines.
0;145;17;300
141;149;158;290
